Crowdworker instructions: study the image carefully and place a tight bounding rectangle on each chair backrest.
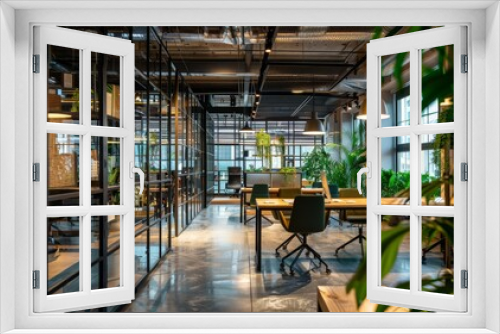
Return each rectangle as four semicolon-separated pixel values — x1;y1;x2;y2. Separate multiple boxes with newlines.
227;167;242;186
339;188;362;198
277;187;301;199
288;195;326;234
313;182;339;199
250;184;270;205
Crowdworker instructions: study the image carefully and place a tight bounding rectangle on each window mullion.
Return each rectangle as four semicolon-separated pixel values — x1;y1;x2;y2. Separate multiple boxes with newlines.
409;48;420;295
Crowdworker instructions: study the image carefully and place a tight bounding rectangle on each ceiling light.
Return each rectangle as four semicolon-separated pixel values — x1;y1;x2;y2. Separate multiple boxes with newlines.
240;120;255;133
48;113;72;119
357;101;391;120
255;93;261;98
255;101;260;105
440;98;453;107
303;111;325;136
265;48;272;53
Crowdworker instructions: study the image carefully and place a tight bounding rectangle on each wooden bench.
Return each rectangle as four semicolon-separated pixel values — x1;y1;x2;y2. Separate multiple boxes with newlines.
317;286;409;312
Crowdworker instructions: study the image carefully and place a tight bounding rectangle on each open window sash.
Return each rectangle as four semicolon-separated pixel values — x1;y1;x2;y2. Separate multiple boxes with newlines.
33;26;136;312
366;26;467;312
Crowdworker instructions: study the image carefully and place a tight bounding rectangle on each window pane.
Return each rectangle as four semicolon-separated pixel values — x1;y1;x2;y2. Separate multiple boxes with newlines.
421;133;454;206
421;45;454;124
47;45;80;124
47;134;80;206
381;52;409;127
421;216;454;295
91;216;121;290
381;136;410;205
381;215;410;290
108;137;121;204
91;52;121;127
47;217;80;295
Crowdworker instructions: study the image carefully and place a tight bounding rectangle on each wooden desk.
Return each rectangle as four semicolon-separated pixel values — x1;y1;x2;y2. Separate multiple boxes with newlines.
254;197;369;271
239;187;323;223
253;197;410;271
317;286;409;312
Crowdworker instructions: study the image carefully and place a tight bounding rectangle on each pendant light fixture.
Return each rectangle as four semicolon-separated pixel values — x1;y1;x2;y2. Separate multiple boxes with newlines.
357;94;391;120
240;117;255;133
303;76;325;136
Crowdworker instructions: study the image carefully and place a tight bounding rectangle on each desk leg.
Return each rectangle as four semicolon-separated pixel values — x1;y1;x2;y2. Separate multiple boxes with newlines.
240;192;243;223
256;207;262;272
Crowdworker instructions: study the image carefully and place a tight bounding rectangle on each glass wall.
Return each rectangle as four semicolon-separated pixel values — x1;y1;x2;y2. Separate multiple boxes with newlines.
58;26;212;311
211;114;322;194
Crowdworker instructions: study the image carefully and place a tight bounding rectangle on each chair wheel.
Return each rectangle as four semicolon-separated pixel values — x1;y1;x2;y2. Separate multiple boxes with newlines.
289;270;295;276
306;251;310;256
325;269;332;274
275;252;280;257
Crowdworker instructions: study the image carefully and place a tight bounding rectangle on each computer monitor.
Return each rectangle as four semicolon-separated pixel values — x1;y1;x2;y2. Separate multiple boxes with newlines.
320;171;332;200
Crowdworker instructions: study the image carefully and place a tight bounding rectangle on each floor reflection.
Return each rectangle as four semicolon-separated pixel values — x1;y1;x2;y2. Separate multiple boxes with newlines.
121;204;443;312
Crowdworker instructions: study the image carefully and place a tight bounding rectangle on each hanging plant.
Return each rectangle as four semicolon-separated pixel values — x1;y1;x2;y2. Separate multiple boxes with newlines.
255;130;270;158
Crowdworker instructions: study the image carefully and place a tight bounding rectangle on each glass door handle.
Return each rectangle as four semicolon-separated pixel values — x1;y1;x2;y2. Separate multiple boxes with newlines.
357;162;371;195
130;162;145;195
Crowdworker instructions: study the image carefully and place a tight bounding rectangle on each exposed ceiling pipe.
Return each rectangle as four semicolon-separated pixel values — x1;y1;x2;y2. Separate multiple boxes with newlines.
290;96;313;117
328;26;404;93
162;30;374;45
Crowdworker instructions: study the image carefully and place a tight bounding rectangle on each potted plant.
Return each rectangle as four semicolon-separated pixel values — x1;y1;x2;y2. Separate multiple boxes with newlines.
301;146;335;183
327;122;366;189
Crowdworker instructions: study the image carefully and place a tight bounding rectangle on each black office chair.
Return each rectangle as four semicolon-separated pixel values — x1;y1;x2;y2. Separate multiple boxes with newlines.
273;188;302;255
225;167;242;198
335;188;366;257
244;184;273;224
278;195;331;275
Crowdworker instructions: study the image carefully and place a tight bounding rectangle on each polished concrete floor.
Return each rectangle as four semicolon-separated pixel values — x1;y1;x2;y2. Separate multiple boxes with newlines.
121;204;442;312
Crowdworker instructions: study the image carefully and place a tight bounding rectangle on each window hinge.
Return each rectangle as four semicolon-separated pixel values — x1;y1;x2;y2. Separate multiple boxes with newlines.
33;163;40;182
461;162;468;181
461;54;468;73
461;270;468;289
33;54;40;73
32;270;40;289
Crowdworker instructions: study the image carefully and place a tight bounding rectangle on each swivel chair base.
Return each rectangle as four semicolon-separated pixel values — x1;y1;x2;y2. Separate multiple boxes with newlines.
335;225;365;257
280;235;331;276
275;233;303;256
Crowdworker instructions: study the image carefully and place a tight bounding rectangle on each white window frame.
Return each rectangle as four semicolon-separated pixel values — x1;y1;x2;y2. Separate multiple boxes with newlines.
33;26;136;312
0;1;498;333
366;26;467;312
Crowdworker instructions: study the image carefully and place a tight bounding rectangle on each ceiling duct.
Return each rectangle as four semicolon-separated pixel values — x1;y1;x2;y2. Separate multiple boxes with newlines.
162;26;240;45
162;27;374;46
